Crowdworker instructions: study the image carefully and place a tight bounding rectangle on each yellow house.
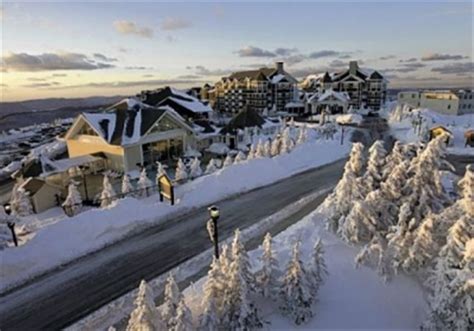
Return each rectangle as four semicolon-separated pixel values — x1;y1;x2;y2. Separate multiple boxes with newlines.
429;125;452;144
65;99;204;173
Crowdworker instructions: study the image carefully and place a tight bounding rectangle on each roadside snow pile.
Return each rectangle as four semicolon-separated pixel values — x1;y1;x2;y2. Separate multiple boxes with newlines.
335;114;363;125
0;130;352;292
388;104;474;155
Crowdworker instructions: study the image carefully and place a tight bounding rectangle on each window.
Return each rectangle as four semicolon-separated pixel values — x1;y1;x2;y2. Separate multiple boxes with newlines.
148;116;182;134
447;105;451;110
412;94;416;98
78;123;98;136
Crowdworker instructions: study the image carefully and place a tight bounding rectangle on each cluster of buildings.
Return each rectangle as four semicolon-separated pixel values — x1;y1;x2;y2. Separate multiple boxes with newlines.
397;89;474;115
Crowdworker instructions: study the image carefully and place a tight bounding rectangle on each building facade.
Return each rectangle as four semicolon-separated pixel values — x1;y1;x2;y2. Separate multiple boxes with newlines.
301;61;387;111
211;62;298;114
398;89;473;115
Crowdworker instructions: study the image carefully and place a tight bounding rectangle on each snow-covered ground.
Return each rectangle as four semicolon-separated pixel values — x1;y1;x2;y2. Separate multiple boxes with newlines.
1;129;352;292
386;105;474;155
180;208;427;330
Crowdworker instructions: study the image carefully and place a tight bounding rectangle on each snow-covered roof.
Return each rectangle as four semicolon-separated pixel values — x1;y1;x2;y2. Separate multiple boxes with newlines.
308;89;350;104
207;142;230;155
168;96;212;114
271;74;287;84
39;154;103;176
285;101;305;108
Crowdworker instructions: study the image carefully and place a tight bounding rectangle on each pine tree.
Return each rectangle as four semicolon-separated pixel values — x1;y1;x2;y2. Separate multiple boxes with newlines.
121;174;134;196
221;230;262;330
155;161;167;184
234;151;246;164
403;216;439;273
138;168;153;197
279;241;313;325
364;140;387;191
11;187;33;216
325;160;365;233
296;127;306;145
219;243;232;277
189;158;203;179
126;280;165;331
223;155;233;167
199;258;222;331
255;139;266;158
457;165;473;217
162;273;182;329
62;181;82;216
310;238;328;294
100;173;116;207
256;233;280;299
270;137;280;157
348;142;365;177
263;140;271;157
280;128;291;154
438;215;473;269
172;298;193;331
175;159;188;182
205;159;218;175
247;143;256;160
383;141;406;179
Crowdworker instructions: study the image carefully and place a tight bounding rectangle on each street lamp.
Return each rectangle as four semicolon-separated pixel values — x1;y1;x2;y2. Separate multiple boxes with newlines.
207;205;220;259
3;203;18;247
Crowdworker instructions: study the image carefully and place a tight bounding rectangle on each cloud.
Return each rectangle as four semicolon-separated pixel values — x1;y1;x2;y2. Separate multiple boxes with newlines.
289;66;324;78
26;77;48;82
142;74;154;78
118;47;129;53
48;78;204;90
279;54;307;66
22;81;61;88
93;53;117;62
124;66;153;70
379;55;396;60
52;73;67;77
113;20;153;38
308;50;340;59
161;17;192;31
384;62;426;73
1;83;8;87
1;52;115;72
431;62;474;75
402;76;442;81
194;65;231;76
399;58;418;63
338;54;352;59
274;48;298;56
178;74;202;79
236;46;276;58
421;53;468;61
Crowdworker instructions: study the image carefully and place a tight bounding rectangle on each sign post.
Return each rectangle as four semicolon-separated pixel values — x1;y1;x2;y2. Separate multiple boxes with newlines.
158;174;174;205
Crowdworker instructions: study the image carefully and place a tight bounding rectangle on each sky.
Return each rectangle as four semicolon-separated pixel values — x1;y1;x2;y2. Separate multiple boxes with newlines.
1;0;473;102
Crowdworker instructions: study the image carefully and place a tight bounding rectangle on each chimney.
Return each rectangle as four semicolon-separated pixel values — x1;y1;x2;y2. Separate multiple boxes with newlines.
276;62;284;73
349;61;358;75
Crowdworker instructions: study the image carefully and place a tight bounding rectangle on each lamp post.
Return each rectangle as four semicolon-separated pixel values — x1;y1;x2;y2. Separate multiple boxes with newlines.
4;204;17;247
206;205;220;259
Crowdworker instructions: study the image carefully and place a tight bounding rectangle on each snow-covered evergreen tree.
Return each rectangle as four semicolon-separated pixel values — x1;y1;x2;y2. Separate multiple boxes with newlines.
155;161;167;183
296;127;306;145
383;141;406;179
100;173;116;207
219;243;232;278
126;280;165;331
247;143;256;160
264;140;271;157
189;158;202;179
62;181;82;216
279;241;313;325
364;140;387;191
121;174;134;196
138;168;153;197
162;273;183;329
172;298;193;331
221;230;262;330
234;151;246;164
223;154;233;167
199;257;222;331
270;137;280;157
255;139;266;158
438;215;473;269
325;160;365;233
175;159;188;182
348;142;365;177
256;233;280;299
403;216;439;273
11;187;33;216
205;159;218;175
457;164;473;217
280;128;291;154
310;238;328;294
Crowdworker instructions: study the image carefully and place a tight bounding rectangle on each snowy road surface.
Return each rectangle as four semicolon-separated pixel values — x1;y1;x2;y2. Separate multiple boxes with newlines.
0;158;347;330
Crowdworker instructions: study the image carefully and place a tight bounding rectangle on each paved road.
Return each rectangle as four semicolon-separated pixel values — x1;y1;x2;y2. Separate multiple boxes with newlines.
0;157;348;330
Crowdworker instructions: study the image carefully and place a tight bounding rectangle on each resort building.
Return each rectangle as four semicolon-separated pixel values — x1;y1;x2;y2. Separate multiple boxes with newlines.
398;89;474;115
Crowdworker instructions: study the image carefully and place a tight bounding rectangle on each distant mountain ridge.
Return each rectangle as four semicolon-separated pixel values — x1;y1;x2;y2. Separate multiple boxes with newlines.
0;95;127;132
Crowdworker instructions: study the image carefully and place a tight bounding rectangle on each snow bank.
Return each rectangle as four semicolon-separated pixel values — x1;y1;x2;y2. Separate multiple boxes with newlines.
0;133;352;292
335;114;363;125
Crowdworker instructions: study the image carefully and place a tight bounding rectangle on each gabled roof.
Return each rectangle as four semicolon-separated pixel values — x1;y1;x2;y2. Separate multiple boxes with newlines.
308;89;351;103
73;98;196;146
220;107;266;135
227;66;298;84
139;86;212;118
321;72;332;83
369;71;384;80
